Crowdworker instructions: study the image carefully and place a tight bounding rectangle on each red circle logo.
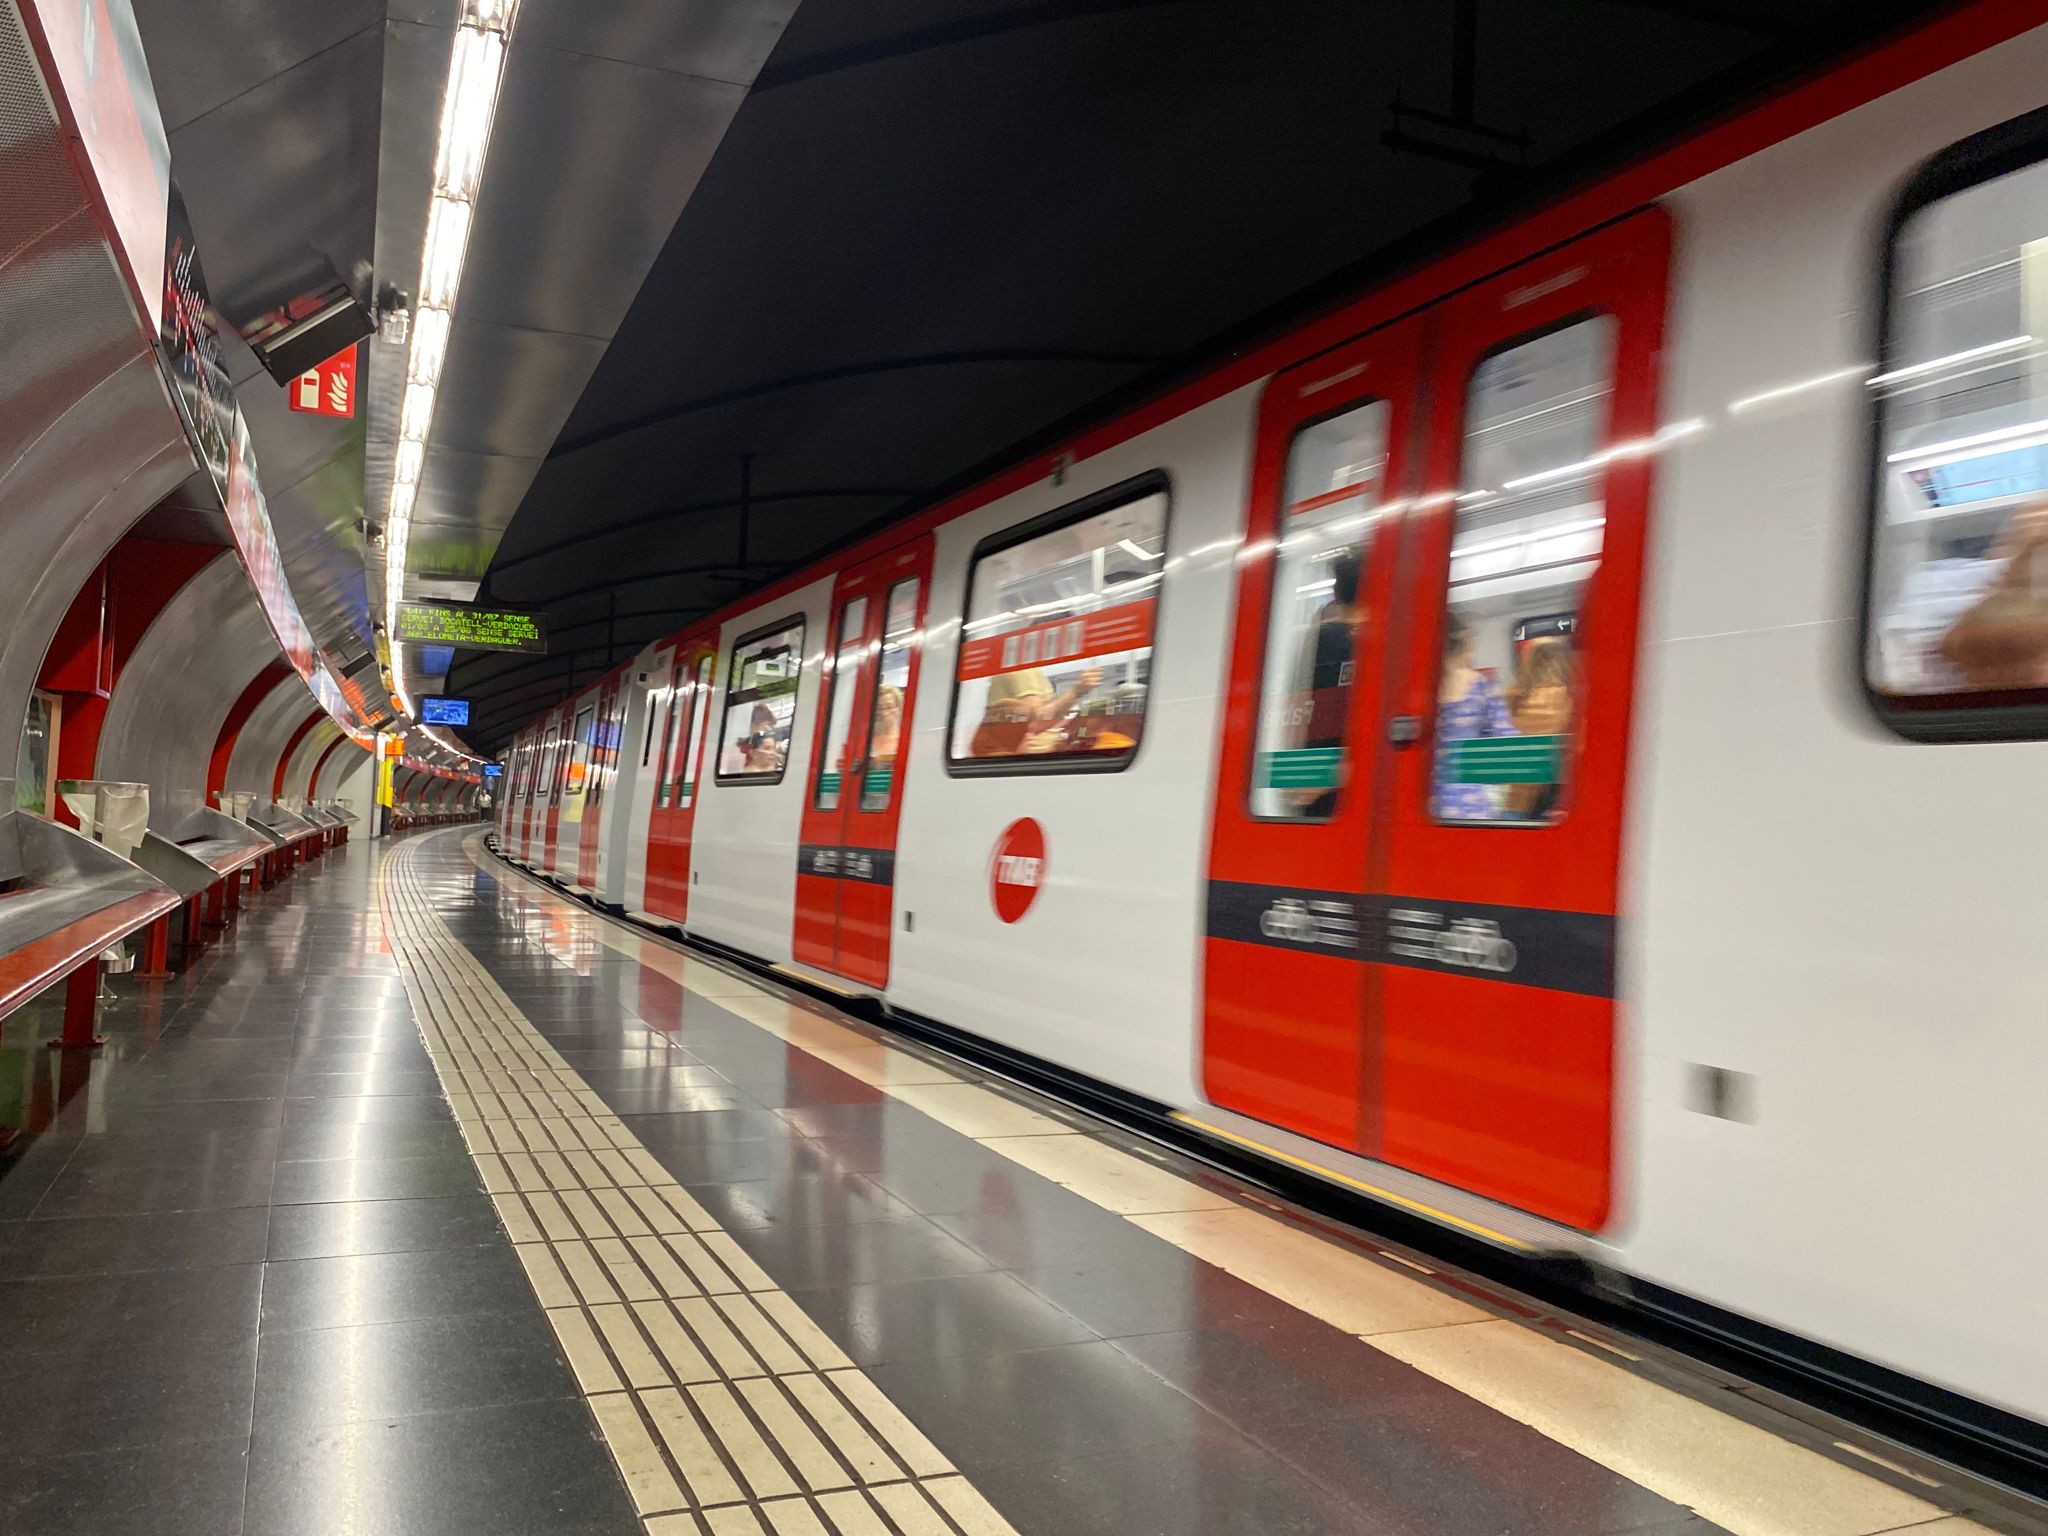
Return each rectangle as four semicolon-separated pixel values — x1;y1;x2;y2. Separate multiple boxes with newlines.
990;818;1047;924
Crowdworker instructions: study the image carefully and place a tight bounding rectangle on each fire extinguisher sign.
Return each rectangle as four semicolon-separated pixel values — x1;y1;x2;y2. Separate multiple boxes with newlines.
289;344;358;419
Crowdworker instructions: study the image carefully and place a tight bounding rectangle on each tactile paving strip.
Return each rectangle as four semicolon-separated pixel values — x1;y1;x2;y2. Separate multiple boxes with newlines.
377;840;1021;1536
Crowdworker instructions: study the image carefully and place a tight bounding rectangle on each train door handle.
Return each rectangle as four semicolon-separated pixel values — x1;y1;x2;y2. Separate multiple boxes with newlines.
1388;714;1422;746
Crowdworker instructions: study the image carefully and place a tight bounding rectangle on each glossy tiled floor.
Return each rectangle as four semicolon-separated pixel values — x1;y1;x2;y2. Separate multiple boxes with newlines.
0;830;2013;1536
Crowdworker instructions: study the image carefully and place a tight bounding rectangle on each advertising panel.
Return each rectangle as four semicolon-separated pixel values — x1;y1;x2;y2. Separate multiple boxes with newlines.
159;183;233;500
224;409;319;682
21;0;171;332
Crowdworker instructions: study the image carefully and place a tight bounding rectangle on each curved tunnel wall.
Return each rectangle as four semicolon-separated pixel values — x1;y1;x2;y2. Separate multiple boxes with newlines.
224;674;320;800
282;719;341;801
0;4;194;803
96;554;284;804
314;746;375;824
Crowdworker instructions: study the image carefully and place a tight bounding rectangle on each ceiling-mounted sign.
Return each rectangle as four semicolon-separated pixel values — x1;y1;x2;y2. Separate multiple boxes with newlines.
395;602;548;655
420;696;471;727
288;344;358;419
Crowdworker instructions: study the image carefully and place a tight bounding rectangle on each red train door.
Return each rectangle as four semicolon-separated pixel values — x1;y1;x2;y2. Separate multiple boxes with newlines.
1203;210;1670;1231
1203;316;1428;1149
526;720;555;860
793;537;932;987
645;633;718;925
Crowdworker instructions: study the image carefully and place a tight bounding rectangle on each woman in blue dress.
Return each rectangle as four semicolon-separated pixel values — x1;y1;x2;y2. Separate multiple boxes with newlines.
1432;611;1514;821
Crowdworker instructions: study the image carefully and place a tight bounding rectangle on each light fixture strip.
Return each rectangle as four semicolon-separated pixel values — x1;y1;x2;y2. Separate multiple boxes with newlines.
382;0;521;723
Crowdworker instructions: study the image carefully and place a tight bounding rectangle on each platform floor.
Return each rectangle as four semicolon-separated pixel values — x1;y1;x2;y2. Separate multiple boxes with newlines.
0;829;2014;1536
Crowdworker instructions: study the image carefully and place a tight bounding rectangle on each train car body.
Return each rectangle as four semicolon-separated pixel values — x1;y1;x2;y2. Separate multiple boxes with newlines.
493;7;2048;1430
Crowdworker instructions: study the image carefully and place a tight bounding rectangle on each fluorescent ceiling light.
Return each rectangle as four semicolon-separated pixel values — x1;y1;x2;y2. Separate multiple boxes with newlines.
1452;516;1605;561
1868;335;2033;387
409;307;451;386
1727;364;1868;415
435;29;505;199
1498;418;1706;493
1890;428;2048;473
420;198;472;310
380;0;520;737
401;382;436;440
1887;414;2048;465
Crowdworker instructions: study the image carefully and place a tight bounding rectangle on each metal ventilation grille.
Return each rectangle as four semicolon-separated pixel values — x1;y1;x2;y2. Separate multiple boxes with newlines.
0;0;90;268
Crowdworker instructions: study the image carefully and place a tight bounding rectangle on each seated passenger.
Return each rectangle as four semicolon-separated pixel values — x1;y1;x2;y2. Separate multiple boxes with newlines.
970;665;1103;756
1291;547;1365;815
723;703;785;775
1904;499;2048;690
869;684;903;762
1503;637;1577;820
1432;612;1514;821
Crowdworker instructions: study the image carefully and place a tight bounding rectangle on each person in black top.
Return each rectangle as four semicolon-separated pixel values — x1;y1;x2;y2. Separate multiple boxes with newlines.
1294;547;1364;817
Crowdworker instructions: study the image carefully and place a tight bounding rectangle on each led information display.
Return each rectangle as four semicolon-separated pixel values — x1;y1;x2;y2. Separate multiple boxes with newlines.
421;696;471;726
395;603;547;654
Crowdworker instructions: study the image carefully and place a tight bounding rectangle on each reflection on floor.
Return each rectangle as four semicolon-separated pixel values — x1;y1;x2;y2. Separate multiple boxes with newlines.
0;829;2012;1536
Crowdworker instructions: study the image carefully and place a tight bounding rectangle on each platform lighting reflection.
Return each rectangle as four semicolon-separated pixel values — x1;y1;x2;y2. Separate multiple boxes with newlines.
1727;363;1869;415
1497;417;1707;493
1867;334;2033;387
382;0;523;730
1886;414;2048;466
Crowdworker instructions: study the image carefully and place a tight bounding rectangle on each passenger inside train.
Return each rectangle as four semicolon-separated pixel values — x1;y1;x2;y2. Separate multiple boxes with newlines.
1872;150;2048;696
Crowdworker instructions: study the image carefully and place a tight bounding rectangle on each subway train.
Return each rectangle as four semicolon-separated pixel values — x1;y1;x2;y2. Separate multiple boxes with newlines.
494;7;2048;1436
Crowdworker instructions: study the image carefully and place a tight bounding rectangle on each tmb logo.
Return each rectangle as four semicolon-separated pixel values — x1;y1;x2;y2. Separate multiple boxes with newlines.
989;817;1046;924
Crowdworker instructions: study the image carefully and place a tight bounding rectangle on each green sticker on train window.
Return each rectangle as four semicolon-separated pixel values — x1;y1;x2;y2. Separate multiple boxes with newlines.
1438;735;1564;785
1256;748;1343;790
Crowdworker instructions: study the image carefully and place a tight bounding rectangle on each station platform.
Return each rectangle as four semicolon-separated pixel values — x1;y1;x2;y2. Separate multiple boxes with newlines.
0;829;2016;1536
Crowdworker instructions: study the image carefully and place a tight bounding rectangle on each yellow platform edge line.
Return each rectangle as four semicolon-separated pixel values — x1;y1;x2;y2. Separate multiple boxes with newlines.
1169;1112;1533;1251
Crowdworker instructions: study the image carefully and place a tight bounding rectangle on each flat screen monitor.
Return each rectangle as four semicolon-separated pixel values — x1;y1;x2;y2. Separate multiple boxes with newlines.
421;697;471;727
482;763;504;779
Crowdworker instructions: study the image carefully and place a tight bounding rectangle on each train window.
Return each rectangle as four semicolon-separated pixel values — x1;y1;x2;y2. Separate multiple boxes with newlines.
861;577;920;810
813;597;871;810
1250;401;1390;819
641;672;666;770
565;705;596;804
715;618;804;783
673;655;713;806
1868;139;2048;732
947;476;1169;774
1431;315;1614;825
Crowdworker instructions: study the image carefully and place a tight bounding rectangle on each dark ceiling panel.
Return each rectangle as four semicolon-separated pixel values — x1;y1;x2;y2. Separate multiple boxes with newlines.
429;320;610;461
459;45;749;339
133;0;385;133
512;0;796;84
153;18;382;321
462;0;1950;747
413;446;547;549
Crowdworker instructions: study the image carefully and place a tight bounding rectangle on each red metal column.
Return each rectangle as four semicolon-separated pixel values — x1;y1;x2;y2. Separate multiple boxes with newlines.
53;964;105;1050
135;915;172;979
